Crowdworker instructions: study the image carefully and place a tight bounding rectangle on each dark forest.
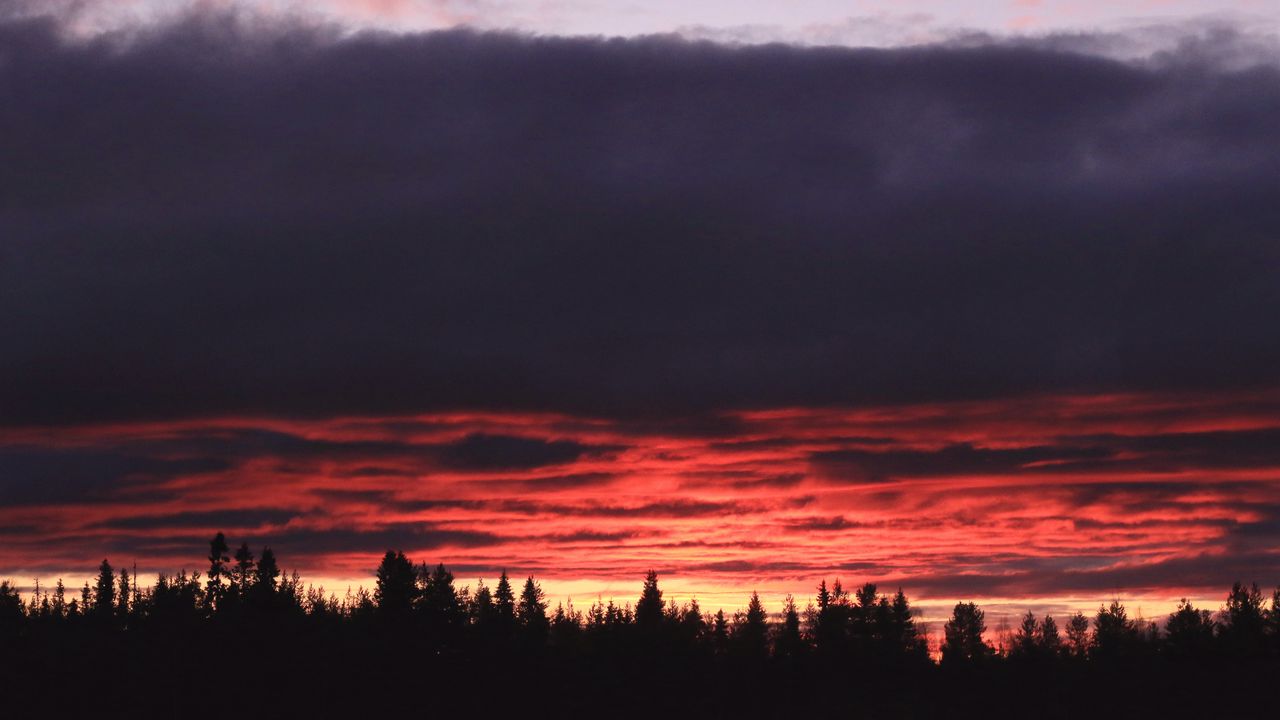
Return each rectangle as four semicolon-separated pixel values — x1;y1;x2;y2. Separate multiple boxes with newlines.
2;533;1277;718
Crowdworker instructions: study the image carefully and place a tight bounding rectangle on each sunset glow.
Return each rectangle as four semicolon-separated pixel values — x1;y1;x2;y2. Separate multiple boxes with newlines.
7;389;1278;624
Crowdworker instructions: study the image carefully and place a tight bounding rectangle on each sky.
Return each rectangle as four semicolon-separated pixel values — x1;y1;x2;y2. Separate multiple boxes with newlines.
1;0;1279;627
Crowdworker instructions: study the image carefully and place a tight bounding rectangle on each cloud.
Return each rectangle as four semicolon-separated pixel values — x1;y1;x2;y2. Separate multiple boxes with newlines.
0;447;227;507
90;508;300;531
435;433;602;469
0;12;1276;425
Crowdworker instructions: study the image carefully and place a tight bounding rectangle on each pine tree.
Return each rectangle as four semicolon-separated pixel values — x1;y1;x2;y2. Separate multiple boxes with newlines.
232;543;255;597
116;567;131;619
1065;611;1091;658
255;547;280;592
635;570;664;629
734;591;769;658
888;588;925;658
470;579;495;627
711;609;730;654
93;559;115;618
774;594;804;658
494;570;516;629
205;533;230;613
1165;598;1214;657
941;601;991;665
1093;600;1136;658
1039;615;1062;656
373;550;416;618
518;576;549;643
52;579;67;620
419;563;462;642
1221;581;1266;655
1011;610;1039;658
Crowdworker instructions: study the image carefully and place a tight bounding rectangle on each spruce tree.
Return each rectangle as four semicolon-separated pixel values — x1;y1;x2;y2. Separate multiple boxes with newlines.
774;594;804;658
518;576;549;643
232;543;255;597
93;559;115;618
205;532;230;613
941;602;991;665
635;570;664;629
494;570;516;629
373;550;416;618
116;567;131;619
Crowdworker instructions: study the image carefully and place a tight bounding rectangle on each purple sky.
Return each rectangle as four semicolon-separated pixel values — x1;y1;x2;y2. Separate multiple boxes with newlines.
20;0;1280;49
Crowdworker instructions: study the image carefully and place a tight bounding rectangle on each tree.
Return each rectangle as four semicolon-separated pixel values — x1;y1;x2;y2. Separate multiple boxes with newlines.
373;550;416;619
494;571;516;632
0;581;22;635
941;602;991;665
1064;611;1091;658
419;563;462;642
813;578;849;655
774;595;804;659
1010;610;1040;659
94;559;115;618
635;570;664;629
232;543;255;597
1165;598;1215;658
1093;600;1136;659
1039;615;1062;656
205;533;230;613
116;567;131;619
518;576;549;643
255;547;280;592
470;579;495;627
887;588;926;659
52;579;66;620
733;591;769;658
711;609;730;655
1221;581;1266;655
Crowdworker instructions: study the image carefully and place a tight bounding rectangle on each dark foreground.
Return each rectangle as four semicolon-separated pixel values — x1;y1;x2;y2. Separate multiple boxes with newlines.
3;536;1278;718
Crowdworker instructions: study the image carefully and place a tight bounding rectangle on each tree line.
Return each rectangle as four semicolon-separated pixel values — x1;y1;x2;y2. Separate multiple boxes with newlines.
3;532;1279;667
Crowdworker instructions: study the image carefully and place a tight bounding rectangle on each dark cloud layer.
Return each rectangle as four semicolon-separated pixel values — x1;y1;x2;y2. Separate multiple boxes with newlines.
1;12;1277;424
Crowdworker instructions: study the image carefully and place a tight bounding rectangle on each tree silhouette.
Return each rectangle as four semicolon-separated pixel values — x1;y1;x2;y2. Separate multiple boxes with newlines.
1038;615;1061;657
1220;581;1266;655
205;532;230;613
711;609;730;655
470;579;495;627
774;594;804;659
1064;611;1091;659
93;559;115;618
255;548;280;591
0;581;21;636
1010;610;1040;659
419;562;462;643
635;570;664;630
518;575;549;644
494;570;516;632
52;579;67;620
886;588;927;660
232;543;255;597
10;532;1280;720
733;591;769;658
116;566;131;620
941;602;991;666
1092;600;1136;659
374;550;416;619
1165;598;1215;658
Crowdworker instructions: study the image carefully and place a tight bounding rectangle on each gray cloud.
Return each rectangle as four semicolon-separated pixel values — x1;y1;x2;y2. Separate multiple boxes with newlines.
0;12;1275;426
